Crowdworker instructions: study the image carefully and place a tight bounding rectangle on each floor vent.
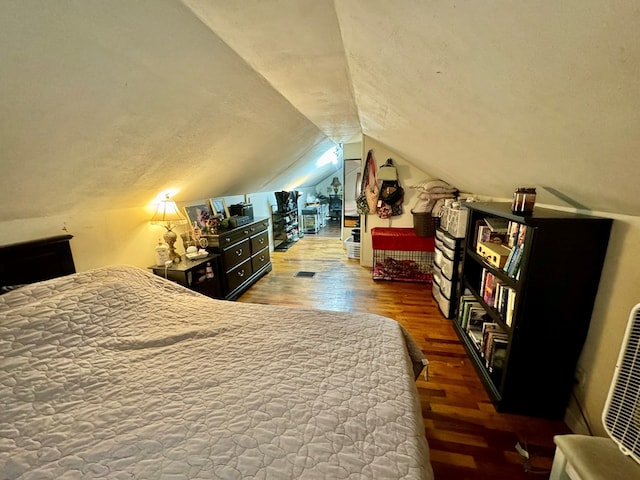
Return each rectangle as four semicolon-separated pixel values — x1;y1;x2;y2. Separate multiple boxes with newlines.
295;271;316;278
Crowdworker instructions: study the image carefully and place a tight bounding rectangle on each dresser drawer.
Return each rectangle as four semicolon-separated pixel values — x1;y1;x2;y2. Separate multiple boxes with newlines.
226;258;253;293
435;237;457;260
439;253;455;280
219;227;251;248
432;266;441;290
251;247;270;272
222;238;251;270
436;284;453;318
250;231;269;253
436;228;458;250
248;218;269;235
439;274;454;299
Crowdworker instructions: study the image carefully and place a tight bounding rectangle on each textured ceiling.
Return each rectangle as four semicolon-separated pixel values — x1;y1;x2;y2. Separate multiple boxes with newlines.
1;0;639;221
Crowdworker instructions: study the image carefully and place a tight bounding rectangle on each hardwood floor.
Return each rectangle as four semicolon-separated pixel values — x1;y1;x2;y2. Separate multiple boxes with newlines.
239;235;569;479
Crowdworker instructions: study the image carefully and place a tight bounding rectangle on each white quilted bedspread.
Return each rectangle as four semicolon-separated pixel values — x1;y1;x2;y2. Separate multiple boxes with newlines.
0;265;432;479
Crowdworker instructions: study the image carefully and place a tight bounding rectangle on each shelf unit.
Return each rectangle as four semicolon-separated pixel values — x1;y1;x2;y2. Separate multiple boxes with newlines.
455;202;612;419
432;228;464;318
272;208;299;251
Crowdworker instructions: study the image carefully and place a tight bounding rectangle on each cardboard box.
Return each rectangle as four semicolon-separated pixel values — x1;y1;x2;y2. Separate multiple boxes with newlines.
476;242;512;268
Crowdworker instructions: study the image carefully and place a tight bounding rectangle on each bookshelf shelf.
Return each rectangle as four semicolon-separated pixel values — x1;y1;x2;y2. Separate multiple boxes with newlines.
454;202;612;419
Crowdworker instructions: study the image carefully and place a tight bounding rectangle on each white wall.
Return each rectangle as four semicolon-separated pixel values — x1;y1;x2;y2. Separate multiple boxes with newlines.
564;212;640;436
358;136;435;267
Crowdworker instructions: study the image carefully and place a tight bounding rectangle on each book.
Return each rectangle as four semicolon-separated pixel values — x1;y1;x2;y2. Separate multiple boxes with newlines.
507;245;523;277
479;225;508;244
505;289;517;327
484;217;509;233
503;246;517;272
467;307;490;350
467;306;487;329
458;294;477;322
516;225;527;247
483;272;494;305
481;322;502;352
460;299;482;330
484;329;508;365
507;221;521;248
473;219;487;247
488;338;509;373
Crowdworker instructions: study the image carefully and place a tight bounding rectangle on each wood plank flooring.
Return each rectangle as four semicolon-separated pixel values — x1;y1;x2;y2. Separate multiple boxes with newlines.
239;234;570;479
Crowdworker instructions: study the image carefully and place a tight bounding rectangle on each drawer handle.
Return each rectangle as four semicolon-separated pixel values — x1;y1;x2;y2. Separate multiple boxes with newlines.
235;248;243;257
243;229;250;235
259;255;265;262
258;238;265;245
238;269;245;277
225;237;231;243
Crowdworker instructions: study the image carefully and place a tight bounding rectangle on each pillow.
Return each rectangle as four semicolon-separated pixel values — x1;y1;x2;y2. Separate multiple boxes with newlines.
411;179;456;193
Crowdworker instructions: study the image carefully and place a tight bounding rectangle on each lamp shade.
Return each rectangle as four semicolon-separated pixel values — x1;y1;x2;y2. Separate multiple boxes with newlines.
331;177;341;188
150;195;187;230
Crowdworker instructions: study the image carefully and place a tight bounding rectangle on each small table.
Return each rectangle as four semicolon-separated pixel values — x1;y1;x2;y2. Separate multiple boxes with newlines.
149;254;222;299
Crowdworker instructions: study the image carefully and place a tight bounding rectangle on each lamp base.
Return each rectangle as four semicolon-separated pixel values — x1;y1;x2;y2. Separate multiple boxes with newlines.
163;229;181;263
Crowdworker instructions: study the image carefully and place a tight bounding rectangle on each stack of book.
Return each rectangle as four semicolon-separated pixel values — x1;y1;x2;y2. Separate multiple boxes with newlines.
458;294;509;375
480;322;509;373
502;222;527;278
479;269;517;327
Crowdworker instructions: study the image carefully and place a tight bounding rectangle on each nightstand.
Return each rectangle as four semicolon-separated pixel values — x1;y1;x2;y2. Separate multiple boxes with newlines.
149;254;222;299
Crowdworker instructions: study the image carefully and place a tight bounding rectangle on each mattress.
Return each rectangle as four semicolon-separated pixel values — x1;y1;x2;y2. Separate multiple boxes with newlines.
0;265;432;479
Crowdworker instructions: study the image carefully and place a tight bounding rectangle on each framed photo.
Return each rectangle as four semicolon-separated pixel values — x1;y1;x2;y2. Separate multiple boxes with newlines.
210;198;230;219
183;201;214;230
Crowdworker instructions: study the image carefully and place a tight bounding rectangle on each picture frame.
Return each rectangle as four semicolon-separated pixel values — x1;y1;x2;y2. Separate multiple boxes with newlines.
183;200;215;231
209;198;230;219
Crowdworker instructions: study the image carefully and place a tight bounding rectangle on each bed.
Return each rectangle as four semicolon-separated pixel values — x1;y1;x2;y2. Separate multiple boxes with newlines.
344;199;360;228
0;236;433;479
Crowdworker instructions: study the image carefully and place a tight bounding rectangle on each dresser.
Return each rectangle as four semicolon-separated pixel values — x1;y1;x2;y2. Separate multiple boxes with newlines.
204;218;272;300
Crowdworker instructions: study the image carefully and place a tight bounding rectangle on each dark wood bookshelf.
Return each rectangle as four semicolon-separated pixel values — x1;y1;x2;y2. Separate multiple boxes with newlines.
454;202;612;419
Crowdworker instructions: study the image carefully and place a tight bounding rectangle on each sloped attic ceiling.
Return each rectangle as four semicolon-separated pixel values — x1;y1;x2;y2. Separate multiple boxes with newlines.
1;0;639;222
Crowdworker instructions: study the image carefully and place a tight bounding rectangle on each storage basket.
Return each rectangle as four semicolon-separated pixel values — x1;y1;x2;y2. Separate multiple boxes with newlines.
444;206;468;238
345;236;360;259
411;211;439;237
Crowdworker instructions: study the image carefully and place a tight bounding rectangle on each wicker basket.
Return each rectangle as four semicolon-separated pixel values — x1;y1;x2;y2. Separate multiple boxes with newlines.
411;211;438;237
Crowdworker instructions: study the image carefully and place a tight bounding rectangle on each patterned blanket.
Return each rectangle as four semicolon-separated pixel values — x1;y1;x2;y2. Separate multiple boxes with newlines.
0;265;432;479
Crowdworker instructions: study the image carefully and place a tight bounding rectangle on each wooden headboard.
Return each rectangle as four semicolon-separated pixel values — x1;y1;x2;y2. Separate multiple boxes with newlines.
0;234;75;288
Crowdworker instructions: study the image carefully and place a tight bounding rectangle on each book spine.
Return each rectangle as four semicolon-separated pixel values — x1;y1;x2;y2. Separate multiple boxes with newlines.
507;246;523;277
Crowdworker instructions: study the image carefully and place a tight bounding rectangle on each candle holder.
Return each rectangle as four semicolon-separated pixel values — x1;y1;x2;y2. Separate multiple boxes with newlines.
512;187;536;215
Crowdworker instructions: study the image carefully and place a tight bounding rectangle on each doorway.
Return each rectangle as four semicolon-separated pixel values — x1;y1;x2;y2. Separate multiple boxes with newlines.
341;157;362;240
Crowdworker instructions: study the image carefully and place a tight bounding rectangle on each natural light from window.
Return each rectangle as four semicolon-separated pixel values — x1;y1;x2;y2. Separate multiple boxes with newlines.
315;147;339;167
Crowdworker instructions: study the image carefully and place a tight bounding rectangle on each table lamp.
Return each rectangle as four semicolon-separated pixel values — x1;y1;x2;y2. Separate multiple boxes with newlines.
150;194;188;263
331;177;342;194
